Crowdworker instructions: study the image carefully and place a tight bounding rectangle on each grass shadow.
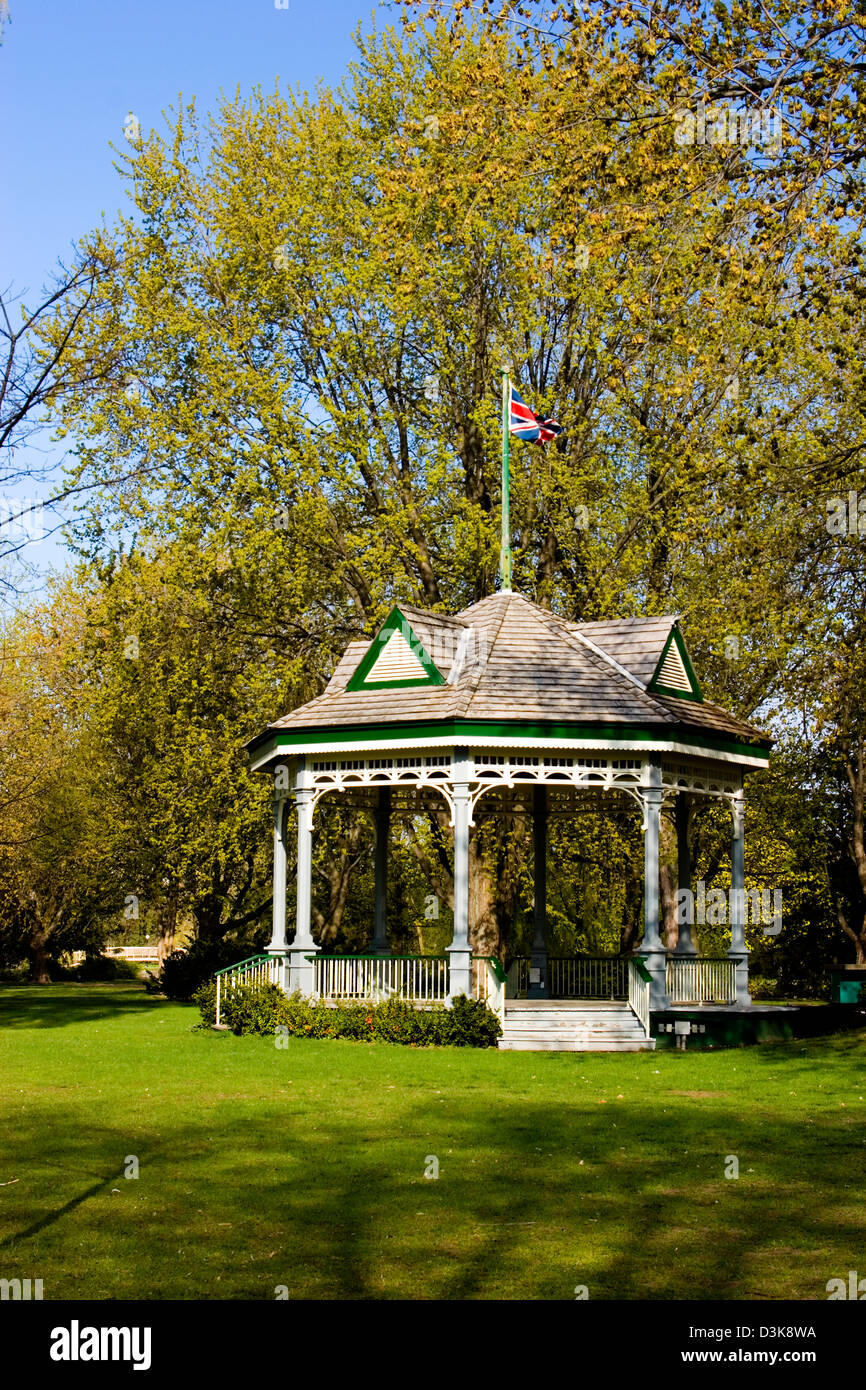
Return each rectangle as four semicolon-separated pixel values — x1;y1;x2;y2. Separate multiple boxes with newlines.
0;982;176;1030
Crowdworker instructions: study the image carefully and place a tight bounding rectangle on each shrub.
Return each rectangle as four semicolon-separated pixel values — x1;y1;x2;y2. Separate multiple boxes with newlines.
369;995;423;1044
222;982;292;1034
162;936;267;1001
445;993;503;1047
193;980;291;1034
195;980;502;1046
193;981;217;1025
749;975;781;1001
51;955;143;983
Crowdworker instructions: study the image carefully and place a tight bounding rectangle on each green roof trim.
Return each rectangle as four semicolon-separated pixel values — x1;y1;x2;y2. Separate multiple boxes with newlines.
248;717;771;764
647;624;703;702
345;606;446;692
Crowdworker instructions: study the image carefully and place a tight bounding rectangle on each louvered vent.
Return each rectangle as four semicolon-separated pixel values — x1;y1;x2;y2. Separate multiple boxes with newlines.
657;642;692;693
364;630;429;683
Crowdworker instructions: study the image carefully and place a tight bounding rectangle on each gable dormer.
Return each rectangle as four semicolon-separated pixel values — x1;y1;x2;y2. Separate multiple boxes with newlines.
345;607;446;692
646;624;702;702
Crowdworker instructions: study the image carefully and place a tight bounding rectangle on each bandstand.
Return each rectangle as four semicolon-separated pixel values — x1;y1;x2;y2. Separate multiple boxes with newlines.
235;591;773;1049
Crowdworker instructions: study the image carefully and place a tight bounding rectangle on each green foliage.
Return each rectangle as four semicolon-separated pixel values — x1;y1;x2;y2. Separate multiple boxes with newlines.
196;982;501;1046
212;981;291;1035
1;8;863;991
68;956;143;983
0;586;127;979
445;993;504;1047
749;976;781;1002
192;979;217;1022
161;935;269;1001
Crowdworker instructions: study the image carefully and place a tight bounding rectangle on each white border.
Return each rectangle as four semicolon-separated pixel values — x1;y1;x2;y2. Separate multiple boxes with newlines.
249;732;769;772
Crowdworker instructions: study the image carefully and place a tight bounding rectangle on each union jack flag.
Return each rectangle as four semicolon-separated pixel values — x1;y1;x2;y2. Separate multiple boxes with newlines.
509;385;562;446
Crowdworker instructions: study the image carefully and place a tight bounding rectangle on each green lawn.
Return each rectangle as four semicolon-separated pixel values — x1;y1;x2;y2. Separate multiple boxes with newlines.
1;981;864;1300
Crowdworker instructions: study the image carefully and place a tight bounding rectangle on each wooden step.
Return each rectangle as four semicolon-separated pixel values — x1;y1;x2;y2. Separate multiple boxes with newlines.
498;999;655;1051
502;1043;652;1050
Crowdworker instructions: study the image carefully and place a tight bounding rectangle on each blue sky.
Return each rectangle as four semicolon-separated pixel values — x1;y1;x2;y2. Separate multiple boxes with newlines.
1;0;386;296
0;0;387;589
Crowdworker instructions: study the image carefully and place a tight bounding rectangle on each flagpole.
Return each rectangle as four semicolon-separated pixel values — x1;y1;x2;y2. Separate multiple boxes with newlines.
500;365;512;592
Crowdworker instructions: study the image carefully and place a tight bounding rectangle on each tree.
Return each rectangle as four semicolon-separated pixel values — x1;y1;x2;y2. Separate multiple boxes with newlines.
0;254;115;598
78;542;290;960
37;13;865;974
0;581;123;979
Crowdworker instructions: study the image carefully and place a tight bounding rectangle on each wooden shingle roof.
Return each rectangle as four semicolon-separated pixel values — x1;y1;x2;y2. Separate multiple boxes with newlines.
250;593;771;754
568;615;679;687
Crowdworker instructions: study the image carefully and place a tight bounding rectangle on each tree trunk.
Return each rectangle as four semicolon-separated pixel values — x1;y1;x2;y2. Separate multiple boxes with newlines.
158;888;178;965
468;822;503;959
28;929;51;984
836;905;866;966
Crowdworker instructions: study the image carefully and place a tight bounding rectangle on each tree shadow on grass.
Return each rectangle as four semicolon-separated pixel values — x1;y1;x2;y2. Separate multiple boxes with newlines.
741;1028;866;1075
1;1072;863;1301
0;1165;129;1250
0;982;181;1030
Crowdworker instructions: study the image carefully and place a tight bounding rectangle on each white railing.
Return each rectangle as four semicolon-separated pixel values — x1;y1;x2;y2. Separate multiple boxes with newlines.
473;957;506;1023
508;956;628;999
215;953;284;1026
551;956;628;999
315;955;449;1004
666;957;737;1005
628;958;651;1037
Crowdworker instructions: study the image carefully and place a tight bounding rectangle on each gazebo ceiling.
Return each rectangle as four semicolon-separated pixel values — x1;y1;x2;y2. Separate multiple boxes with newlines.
247;592;772;768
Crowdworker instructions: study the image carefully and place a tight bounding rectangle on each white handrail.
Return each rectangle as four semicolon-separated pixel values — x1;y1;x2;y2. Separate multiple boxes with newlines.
473;958;506;1022
628;959;651;1037
215;954;283;1026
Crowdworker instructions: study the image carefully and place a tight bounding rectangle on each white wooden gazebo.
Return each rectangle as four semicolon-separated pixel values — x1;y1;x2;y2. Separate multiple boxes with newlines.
234;591;772;1049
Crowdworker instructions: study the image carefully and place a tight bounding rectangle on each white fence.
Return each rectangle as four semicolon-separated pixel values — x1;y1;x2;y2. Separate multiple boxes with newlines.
314;955;449;1004
216;951;739;1017
666;957;737;1005
68;946;161;964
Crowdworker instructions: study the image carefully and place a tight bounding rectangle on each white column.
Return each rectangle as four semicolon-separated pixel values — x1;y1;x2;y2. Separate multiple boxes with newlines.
372;788;391;954
268;794;288;953
448;747;473;1000
640;759;669;1009
286;758;320;997
728;789;751;1005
